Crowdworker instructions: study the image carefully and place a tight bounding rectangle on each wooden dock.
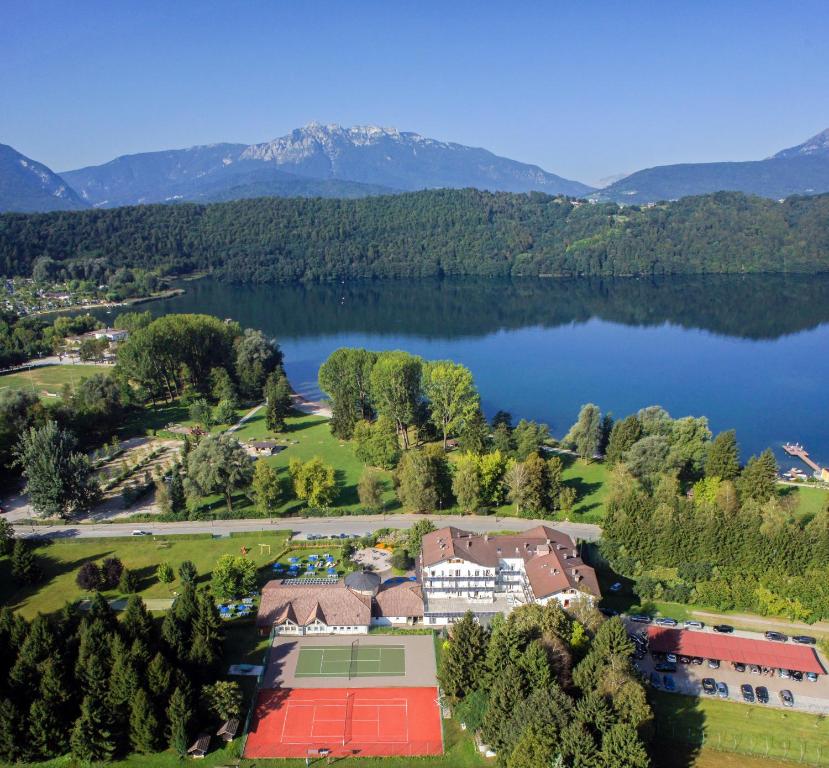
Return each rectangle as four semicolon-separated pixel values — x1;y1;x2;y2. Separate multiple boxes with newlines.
782;443;822;473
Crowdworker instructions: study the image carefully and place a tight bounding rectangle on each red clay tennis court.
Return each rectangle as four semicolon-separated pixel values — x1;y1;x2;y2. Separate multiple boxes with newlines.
244;686;443;758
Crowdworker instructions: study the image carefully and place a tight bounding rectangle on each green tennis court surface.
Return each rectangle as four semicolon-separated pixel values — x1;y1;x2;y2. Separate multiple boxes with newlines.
295;644;405;677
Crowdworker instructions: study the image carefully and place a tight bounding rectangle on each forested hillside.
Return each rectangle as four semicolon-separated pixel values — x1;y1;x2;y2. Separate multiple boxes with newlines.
1;189;828;281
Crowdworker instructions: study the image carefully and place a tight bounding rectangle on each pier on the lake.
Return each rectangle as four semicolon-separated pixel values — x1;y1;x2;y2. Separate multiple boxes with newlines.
782;443;823;473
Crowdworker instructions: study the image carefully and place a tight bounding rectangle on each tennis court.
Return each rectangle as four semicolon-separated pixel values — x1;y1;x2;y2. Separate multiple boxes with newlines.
295;642;405;678
243;686;443;758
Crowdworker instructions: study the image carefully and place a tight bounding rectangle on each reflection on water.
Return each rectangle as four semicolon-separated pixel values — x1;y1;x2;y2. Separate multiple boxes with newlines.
130;274;829;463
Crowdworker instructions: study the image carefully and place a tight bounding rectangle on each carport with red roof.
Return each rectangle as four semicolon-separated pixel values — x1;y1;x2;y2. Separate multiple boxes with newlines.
647;628;825;675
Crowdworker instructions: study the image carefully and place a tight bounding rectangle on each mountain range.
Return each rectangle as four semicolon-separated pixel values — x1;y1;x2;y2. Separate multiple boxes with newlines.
1;124;828;213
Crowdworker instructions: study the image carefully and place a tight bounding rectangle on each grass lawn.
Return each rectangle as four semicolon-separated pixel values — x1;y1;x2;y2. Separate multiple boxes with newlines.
559;453;609;521
0;363;101;397
786;484;829;523
0;530;291;619
650;690;829;766
191;411;397;516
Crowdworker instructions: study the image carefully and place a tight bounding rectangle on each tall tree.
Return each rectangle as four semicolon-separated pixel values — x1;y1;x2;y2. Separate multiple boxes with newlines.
250;459;283;515
289;457;338;508
70;692;116;762
605;415;643;465
439;612;487;698
706;429;741;480
369;351;423;449
452;453;482;514
357;468;385;513
129;687;160;753
737;448;778;503
264;372;292;432
234;328;283;399
564;404;603;461
167;685;193;756
10;539;40;584
13;421;99;518
185;433;253;513
422;360;479;450
481;664;526;752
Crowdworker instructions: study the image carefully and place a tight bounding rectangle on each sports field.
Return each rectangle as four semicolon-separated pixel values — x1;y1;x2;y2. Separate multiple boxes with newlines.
244;687;443;758
295;643;406;678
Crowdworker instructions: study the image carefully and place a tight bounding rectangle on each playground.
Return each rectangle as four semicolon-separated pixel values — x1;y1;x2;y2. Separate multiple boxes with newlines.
243;686;443;758
295;643;406;678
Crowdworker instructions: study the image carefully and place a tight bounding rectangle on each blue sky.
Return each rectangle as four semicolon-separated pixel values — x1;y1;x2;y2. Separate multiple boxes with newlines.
2;1;828;186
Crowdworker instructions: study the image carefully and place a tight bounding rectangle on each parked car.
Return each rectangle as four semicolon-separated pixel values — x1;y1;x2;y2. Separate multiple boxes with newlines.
649;672;661;688
691;656;703;665
655;617;678;627
713;624;734;633
131;530;150;536
793;635;817;645
806;672;819;682
716;681;729;698
755;686;769;703
764;631;788;642
779;689;794;707
779;668;791;679
740;684;755;703
791;670;803;682
684;620;705;629
609;582;623;592
630;614;652;624
666;653;677;664
708;659;720;669
732;662;746;672
701;678;716;695
663;675;676;692
749;664;761;674
655;662;677;673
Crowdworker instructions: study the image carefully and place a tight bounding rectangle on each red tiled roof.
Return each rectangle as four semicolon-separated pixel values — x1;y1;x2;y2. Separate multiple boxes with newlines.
647;627;825;674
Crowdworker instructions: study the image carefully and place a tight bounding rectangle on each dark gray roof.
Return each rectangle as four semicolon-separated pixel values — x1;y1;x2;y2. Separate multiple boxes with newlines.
344;570;381;594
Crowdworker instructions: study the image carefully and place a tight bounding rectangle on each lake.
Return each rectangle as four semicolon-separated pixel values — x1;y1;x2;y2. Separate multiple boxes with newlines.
130;274;829;467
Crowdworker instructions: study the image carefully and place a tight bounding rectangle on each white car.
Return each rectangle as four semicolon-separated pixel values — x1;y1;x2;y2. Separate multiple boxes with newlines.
131;530;151;536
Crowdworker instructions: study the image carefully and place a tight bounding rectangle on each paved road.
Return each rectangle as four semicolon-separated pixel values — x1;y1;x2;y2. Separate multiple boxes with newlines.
14;513;601;542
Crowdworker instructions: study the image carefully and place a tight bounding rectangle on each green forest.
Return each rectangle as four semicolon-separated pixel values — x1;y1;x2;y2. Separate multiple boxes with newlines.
1;189;828;281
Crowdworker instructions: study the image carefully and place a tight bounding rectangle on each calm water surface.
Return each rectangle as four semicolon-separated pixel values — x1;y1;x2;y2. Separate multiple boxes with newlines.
135;275;829;466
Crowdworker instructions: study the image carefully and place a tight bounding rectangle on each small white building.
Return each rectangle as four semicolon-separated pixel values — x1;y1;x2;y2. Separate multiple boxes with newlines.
419;525;600;626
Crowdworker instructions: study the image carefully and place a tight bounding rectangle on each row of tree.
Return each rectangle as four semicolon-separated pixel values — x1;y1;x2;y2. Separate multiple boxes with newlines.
439;605;651;768
601;418;829;620
0;582;227;763
3;189;828;281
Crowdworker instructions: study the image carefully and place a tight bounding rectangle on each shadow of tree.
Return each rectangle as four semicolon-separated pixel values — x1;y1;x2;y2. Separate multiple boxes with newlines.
649;690;705;768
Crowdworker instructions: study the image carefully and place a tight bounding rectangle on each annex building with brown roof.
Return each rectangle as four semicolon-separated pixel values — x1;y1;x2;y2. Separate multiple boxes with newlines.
419;525;600;625
256;579;424;636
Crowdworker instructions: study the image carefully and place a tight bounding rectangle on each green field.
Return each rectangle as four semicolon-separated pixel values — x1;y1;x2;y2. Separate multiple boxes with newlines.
295;644;406;677
651;690;829;766
789;484;829;522
559;452;609;521
0;530;292;619
0;364;102;397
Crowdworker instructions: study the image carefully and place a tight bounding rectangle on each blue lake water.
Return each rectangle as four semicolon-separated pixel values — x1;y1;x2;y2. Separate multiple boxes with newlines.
134;275;829;467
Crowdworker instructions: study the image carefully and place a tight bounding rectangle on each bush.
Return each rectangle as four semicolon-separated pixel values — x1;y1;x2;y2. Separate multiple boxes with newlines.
391;548;412;571
118;567;138;593
101;557;124;589
156;562;174;584
77;562;102;591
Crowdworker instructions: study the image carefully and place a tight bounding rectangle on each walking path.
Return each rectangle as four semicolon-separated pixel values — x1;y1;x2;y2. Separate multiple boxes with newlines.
690;610;829;638
226;403;264;433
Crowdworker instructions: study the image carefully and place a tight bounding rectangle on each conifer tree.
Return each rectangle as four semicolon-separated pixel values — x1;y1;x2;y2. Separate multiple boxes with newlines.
10;539;40;584
167;685;193;756
737;448;779;503
28;658;72;758
87;591;117;631
600;722;649;768
129;687;160;753
506;724;556;768
705;429;740;480
0;697;22;763
559;722;600;768
147;652;173;700
108;635;139;748
438;611;486;698
121;594;153;642
481;663;525;752
178;560;198;587
9;613;56;690
520;639;553;692
160;611;188;660
71;692;117;762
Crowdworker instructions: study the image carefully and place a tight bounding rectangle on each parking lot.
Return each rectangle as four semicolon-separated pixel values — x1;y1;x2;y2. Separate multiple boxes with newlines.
626;619;829;714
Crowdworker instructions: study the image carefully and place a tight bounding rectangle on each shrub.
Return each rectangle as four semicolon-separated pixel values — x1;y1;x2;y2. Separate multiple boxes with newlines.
101;557;124;589
77;562;102;591
156;562;174;584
